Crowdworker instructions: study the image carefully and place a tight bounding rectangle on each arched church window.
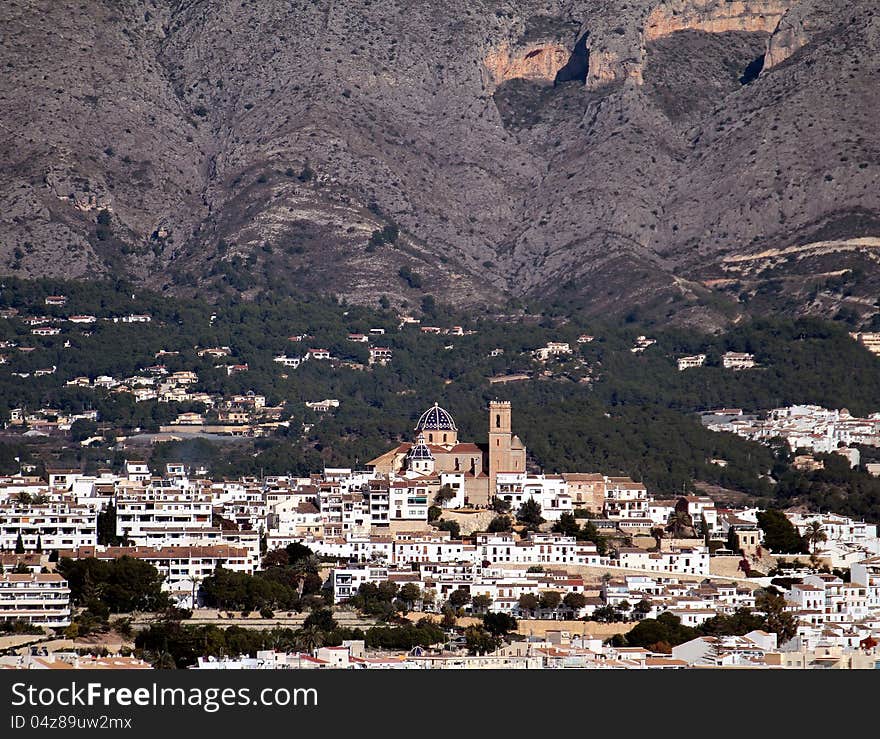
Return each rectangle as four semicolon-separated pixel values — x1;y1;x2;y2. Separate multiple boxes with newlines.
496;414;501;428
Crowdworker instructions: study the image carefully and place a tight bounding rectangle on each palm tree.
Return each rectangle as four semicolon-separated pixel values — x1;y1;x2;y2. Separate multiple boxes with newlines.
805;520;827;555
294;625;324;653
189;574;203;611
471;594;492;614
151;651;177;669
291;554;321;576
706;636;725;665
666;510;693;539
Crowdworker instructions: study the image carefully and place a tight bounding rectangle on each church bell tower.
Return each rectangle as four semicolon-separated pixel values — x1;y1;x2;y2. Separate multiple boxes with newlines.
488;400;514;496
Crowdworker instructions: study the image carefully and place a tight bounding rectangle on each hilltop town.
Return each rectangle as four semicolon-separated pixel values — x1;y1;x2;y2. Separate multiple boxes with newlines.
2;399;880;670
2;281;880;668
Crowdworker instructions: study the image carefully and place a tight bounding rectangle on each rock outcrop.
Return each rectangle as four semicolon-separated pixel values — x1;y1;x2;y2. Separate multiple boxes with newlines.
763;0;844;70
585;0;798;90
645;0;794;41
484;42;572;89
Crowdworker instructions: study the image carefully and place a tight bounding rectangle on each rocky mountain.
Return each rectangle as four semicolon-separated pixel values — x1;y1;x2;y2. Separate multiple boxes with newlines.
2;0;879;327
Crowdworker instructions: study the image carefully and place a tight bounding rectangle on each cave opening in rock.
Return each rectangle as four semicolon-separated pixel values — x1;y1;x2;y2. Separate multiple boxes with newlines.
554;31;589;86
739;53;765;85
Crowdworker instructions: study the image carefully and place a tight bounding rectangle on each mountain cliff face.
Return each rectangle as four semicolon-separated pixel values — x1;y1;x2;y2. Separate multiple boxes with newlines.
2;0;879;327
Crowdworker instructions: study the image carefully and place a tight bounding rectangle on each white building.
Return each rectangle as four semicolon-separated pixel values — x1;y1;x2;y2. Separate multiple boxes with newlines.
631;336;656;353
475;533;603;567
533;342;573;361
852;332;880;356
116;489;214;541
604;478;650;520
494;473;573;521
0;501;97;552
722;351;756;370
288;531;604;569
127;527;261;562
672;631;776;666
369;347;393;366
271;500;323;538
851;557;880;609
305;399;340;413
124;460;151;482
273;355;303;368
389;480;429;522
0;573;71;628
330;566;390;602
677;354;706;371
617;546;710;576
306;348;331;360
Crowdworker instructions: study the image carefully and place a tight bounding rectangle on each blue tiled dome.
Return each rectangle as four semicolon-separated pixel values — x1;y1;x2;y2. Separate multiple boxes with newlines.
407;434;434;460
415;402;457;432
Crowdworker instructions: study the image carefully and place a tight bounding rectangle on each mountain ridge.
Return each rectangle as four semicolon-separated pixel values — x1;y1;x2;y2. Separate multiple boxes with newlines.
2;0;879;328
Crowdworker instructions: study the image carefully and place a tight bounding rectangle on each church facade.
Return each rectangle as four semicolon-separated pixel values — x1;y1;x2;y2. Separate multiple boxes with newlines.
366;400;526;507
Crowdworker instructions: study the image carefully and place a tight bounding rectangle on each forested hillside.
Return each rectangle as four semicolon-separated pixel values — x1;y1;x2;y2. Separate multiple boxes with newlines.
3;279;880;519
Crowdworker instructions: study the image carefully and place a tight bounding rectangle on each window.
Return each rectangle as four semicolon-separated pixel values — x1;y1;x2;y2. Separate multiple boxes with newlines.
443;433;447;443
496;414;501;428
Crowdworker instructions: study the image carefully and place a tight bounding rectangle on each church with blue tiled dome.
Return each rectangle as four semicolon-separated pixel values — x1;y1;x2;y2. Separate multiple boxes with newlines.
367;400;526;506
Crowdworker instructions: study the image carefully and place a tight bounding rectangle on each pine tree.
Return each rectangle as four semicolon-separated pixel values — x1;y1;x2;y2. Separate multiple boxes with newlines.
14;533;25;554
517;498;544;531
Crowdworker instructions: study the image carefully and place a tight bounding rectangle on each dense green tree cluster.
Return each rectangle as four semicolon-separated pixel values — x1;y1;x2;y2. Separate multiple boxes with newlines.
516;498;544;530
134;610;446;668
487;515;513;533
436;520;461;539
463;625;501;655
613;590;797;651
345;580;413;621
0;620;46;635
200;569;306;612
364;619;444;650
588;317;880;416
592;603;633;623
57;556;169;613
134;620;366;669
482;611;518;637
756;509;809;555
611;611;696;650
774;452;880;522
200;554;324;613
